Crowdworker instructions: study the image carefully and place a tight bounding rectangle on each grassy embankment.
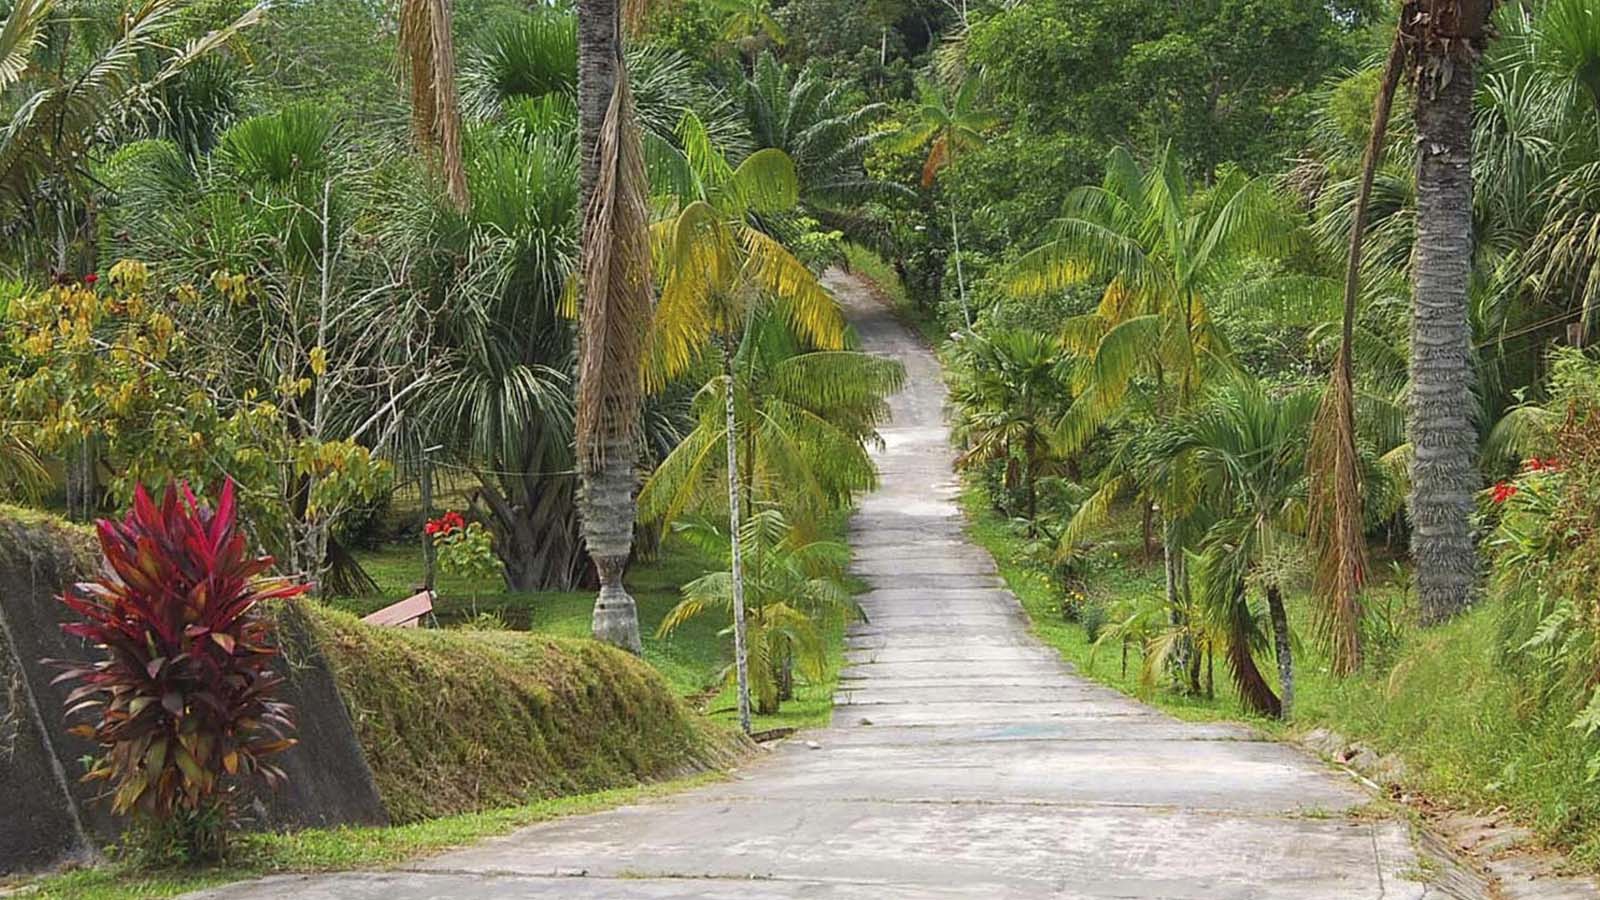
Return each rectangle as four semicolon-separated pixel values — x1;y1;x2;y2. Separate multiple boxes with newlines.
961;482;1600;869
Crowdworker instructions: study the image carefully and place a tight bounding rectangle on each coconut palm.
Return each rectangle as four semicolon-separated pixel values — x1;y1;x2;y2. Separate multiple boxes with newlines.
639;309;903;531
709;0;785;64
1010;146;1288;638
659;507;858;715
892;75;997;327
1408;0;1495;624
644;114;848;731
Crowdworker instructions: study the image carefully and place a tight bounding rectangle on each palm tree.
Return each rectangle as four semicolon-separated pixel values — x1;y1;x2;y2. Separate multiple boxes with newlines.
645;115;848;731
639;310;903;532
576;0;655;653
892;76;997;328
948;329;1072;525
1172;378;1322;719
740;53;908;213
709;0;785;64
659;508;859;715
1408;0;1495;624
1010;147;1287;650
399;0;470;211
0;0;266;271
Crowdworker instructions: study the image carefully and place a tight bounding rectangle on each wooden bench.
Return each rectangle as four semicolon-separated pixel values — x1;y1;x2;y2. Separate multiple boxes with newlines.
361;590;435;628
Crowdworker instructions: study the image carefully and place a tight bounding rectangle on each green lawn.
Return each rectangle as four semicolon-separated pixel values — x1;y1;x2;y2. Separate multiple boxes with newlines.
961;481;1600;869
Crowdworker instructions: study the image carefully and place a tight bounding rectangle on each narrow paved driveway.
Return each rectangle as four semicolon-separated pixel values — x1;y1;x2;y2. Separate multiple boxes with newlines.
192;271;1428;899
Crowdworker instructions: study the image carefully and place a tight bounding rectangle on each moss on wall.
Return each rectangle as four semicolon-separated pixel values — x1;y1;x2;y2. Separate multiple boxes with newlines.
301;605;746;823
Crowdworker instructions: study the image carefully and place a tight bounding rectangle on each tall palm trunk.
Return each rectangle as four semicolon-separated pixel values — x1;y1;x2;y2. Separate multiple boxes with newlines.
578;0;651;653
1408;0;1491;625
1309;31;1405;675
723;340;753;735
399;0;469;211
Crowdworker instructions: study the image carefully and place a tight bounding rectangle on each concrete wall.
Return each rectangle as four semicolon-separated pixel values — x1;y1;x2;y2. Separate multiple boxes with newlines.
0;509;387;875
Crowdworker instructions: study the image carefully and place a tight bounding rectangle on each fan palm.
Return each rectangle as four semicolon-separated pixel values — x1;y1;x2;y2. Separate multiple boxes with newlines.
659;508;858;715
948;328;1072;524
740;53;908;212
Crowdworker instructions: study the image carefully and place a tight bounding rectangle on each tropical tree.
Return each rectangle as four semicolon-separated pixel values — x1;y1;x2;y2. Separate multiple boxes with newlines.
645;114;848;731
892;76;997;327
709;0;785;64
948;328;1072;525
1009;146;1287;642
640;309;903;531
577;0;654;652
1407;0;1496;624
1172;378;1322;719
659;508;858;714
739;52;907;213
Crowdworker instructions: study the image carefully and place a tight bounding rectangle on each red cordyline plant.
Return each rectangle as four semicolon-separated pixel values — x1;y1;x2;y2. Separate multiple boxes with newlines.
51;480;307;861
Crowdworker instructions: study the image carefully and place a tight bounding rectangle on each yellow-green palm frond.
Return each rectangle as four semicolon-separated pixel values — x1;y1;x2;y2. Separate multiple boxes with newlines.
0;0;53;92
719;147;799;217
741;227;845;349
638;416;725;525
1054;475;1128;561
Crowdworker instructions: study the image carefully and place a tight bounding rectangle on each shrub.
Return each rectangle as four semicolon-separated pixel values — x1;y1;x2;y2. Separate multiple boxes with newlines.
51;481;307;863
1080;600;1110;644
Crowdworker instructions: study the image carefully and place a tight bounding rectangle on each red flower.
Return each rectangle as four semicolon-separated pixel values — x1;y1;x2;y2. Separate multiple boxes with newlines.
426;511;467;536
1525;458;1544;472
1491;481;1518;504
82;272;98;285
424;521;440;536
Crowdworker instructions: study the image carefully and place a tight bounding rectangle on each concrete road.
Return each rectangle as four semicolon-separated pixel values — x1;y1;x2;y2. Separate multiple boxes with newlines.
189;271;1430;899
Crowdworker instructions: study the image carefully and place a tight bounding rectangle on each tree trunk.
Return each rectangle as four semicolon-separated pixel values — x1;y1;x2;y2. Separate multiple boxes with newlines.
575;0;650;653
577;0;619;212
421;459;436;590
723;342;753;735
1221;579;1281;718
1409;2;1488;625
1266;582;1294;719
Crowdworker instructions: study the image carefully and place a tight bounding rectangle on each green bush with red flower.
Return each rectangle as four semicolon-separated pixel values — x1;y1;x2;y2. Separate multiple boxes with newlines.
51;480;307;863
1488;349;1600;777
426;511;501;585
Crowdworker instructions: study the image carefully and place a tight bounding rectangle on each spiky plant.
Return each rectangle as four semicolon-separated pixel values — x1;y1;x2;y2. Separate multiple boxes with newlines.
52;481;305;862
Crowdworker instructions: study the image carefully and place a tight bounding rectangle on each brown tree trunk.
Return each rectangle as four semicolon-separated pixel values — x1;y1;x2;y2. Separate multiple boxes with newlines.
1408;0;1491;625
1266;582;1294;719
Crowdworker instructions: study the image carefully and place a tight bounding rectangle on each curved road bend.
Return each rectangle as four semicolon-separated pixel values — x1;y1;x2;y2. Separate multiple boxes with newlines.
189;269;1429;899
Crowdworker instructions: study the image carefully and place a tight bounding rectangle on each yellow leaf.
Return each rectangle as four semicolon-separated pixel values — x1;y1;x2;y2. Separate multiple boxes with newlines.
309;345;327;377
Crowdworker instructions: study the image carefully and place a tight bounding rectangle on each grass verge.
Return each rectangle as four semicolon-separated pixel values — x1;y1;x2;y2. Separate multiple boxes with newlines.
9;773;725;900
960;481;1600;869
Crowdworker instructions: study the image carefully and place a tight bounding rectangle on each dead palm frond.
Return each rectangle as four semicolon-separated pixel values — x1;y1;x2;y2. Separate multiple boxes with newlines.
1308;29;1405;677
575;71;654;473
399;0;470;211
